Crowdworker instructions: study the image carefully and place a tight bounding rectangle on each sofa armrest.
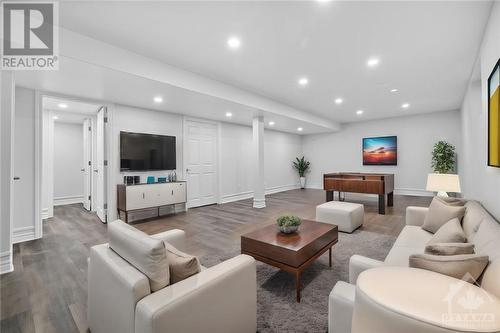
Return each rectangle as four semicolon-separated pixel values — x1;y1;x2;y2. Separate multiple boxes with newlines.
329;281;355;333
135;254;257;333
406;206;428;226
349;255;384;284
150;229;186;252
88;244;151;333
352;266;500;333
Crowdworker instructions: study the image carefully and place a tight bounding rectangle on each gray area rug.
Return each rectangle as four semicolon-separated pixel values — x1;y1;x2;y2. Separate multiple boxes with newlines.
200;229;396;333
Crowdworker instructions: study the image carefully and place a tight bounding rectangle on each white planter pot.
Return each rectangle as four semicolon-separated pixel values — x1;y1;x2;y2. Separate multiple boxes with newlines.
300;177;306;189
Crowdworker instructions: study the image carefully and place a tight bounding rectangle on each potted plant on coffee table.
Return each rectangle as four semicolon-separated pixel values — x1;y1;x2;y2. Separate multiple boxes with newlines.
292;156;310;189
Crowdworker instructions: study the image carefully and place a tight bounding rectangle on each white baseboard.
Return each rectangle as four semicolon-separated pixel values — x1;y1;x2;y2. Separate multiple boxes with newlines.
54;195;84;206
41;207;52;220
0;251;13;274
220;184;301;204
12;226;36;244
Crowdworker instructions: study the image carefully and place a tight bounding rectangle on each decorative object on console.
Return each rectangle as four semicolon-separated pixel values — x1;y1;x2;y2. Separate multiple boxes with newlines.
362;136;397;165
292;156;310;189
133;175;141;184
276;215;302;234
158;177;167;183
488;58;500;167
431;140;456;173
147;176;155;184
426;173;461;197
124;175;134;185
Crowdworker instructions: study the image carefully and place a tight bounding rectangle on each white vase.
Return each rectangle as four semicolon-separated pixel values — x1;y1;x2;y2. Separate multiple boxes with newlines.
300;177;306;189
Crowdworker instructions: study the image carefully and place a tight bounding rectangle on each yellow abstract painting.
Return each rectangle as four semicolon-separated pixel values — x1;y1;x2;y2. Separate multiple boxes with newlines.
489;60;500;167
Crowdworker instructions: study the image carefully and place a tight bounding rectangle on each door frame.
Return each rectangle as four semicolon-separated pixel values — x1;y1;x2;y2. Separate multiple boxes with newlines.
182;116;222;208
34;91;115;239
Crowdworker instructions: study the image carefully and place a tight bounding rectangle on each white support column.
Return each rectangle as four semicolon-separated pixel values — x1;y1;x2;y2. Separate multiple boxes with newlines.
252;116;266;208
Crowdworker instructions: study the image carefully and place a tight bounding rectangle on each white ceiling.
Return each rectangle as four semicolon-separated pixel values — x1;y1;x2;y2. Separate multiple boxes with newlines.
43;96;101;124
57;1;491;123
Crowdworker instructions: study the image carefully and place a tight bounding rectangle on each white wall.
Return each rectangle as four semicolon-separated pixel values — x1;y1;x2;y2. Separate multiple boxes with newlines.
460;2;500;219
302;110;461;196
53;122;85;205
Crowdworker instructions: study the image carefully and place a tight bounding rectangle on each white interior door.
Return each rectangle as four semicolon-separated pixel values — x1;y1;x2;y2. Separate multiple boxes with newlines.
94;107;107;222
184;120;218;208
82;119;92;210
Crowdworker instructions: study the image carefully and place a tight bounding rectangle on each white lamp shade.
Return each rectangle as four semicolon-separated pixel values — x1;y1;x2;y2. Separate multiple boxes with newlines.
426;173;461;193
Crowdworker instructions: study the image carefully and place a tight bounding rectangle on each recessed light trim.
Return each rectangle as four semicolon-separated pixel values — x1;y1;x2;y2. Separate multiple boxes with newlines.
402;103;410;109
356;110;364;115
298;77;309;86
153;96;163;103
227;36;241;49
58;103;68;109
225;112;233;118
390;89;398;93
297;127;303;132
366;57;380;68
334;98;343;105
268;121;275;126
53;116;59;120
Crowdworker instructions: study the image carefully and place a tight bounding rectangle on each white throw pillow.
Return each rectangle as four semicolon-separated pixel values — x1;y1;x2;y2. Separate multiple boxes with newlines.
427;218;467;244
164;241;201;284
421;197;466;233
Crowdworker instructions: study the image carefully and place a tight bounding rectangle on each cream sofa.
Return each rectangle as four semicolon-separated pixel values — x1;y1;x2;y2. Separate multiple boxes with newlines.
329;200;500;333
88;228;257;333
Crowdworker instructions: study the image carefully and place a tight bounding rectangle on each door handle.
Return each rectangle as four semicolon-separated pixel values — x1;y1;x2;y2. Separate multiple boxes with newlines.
81;168;85;172
94;169;98;173
13;177;20;180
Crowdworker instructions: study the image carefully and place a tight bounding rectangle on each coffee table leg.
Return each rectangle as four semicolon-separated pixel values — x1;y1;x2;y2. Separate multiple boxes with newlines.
295;271;301;303
329;247;332;267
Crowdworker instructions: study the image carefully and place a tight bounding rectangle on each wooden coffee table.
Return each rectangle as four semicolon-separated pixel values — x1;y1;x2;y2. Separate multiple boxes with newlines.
241;220;338;302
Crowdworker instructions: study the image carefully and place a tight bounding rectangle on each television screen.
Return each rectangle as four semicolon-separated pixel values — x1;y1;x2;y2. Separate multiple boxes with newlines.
362;136;397;165
120;131;176;171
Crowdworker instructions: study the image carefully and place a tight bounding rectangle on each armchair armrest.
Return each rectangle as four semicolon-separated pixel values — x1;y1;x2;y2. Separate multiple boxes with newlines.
349;255;384;284
135;254;257;333
329;281;355;333
150;229;186;252
406;206;428;226
352;266;500;333
88;244;151;333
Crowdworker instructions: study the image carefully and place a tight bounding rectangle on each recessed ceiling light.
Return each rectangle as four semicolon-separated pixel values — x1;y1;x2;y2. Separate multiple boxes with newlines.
153;96;163;103
297;127;303;132
356;110;364;115
402;103;410;109
268;121;275;126
390;89;398;93
58;103;68;109
334;98;343;105
366;57;380;68
227;36;241;49
225;112;233;117
53;116;59;120
298;77;309;86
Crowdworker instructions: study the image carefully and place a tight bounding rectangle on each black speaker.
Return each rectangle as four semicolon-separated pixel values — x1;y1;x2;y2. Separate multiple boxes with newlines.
133;176;141;184
124;176;133;185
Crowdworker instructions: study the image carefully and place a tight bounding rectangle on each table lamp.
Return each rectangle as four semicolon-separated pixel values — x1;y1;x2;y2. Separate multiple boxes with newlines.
426;173;461;197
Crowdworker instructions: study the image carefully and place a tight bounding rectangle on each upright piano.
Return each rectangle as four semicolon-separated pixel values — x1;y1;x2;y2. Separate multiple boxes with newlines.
323;172;394;214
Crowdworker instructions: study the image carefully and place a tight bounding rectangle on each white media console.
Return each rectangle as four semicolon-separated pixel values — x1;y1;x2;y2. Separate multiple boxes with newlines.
117;182;187;223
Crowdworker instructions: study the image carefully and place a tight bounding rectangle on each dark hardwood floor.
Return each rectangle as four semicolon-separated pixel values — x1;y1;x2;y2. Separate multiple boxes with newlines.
0;189;431;333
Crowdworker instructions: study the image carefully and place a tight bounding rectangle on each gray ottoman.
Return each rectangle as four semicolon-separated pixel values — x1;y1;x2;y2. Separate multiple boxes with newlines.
316;201;364;233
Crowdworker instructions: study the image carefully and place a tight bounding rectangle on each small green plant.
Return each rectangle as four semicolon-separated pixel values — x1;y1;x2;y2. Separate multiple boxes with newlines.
292;156;310;177
276;215;302;227
431;141;456;173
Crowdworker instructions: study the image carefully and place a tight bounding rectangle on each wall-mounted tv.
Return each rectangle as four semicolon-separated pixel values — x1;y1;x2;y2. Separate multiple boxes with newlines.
362;136;398;166
120;131;176;171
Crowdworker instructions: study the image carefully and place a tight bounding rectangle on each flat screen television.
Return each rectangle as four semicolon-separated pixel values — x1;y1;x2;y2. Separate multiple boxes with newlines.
120;131;176;171
362;136;397;165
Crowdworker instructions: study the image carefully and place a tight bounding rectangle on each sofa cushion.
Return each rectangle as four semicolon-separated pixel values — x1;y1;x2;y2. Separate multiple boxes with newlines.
473;214;500;299
424;243;475;256
108;220;169;291
421;197;466;233
384;226;432;266
463;200;487;240
409;253;489;283
164;242;201;284
427;218;466;244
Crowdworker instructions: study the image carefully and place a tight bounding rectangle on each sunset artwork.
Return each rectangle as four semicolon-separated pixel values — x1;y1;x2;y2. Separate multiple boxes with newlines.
363;136;398;165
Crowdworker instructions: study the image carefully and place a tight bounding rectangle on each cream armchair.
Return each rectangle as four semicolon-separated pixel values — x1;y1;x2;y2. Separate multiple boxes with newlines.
88;228;257;333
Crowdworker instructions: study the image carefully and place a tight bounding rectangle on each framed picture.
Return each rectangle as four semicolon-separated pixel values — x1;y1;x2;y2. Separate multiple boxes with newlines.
488;58;500;167
362;136;397;165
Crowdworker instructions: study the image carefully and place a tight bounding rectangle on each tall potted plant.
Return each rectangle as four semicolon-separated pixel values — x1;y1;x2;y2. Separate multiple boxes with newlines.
292;156;310;189
431;141;456;173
